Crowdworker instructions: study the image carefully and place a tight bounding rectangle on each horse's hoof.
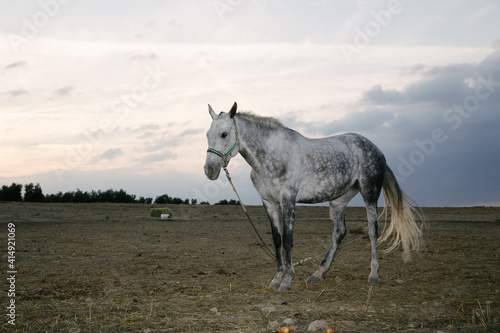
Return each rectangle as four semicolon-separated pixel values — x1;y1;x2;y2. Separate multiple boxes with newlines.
278;283;292;291
268;281;281;290
306;275;322;284
368;275;379;284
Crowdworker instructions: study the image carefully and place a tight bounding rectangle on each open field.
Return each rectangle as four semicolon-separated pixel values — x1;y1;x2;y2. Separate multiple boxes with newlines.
1;203;499;332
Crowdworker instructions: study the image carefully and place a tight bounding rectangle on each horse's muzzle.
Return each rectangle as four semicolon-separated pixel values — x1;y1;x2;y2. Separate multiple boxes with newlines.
204;162;221;180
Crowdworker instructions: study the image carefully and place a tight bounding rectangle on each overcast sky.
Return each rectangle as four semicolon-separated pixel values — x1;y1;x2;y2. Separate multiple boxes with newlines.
1;0;499;207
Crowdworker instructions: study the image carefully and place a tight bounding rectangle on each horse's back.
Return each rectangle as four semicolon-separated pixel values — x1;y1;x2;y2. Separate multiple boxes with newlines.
335;133;385;160
305;132;385;166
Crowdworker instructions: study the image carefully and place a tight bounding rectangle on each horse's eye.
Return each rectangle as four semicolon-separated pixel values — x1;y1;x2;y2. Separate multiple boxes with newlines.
221;132;228;138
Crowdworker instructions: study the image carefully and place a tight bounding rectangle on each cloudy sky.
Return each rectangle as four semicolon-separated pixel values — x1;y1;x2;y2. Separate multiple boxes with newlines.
1;0;499;207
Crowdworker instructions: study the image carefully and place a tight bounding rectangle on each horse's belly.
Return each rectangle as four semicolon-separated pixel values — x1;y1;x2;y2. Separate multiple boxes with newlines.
250;155;357;204
296;177;353;204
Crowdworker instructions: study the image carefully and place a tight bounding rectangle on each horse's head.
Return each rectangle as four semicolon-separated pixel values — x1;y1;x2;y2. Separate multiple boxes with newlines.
204;102;239;180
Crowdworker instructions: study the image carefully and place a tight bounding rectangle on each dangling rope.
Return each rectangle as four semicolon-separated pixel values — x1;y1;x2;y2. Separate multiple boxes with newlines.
223;166;276;259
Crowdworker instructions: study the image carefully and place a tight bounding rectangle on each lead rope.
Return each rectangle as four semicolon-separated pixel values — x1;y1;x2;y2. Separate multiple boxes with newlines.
222;166;367;265
223;166;276;259
293;233;368;266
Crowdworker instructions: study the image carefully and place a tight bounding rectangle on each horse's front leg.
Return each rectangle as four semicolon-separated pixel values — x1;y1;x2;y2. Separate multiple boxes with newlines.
278;195;296;291
262;199;285;290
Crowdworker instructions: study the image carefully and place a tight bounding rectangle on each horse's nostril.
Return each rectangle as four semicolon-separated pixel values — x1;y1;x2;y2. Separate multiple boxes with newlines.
204;164;215;178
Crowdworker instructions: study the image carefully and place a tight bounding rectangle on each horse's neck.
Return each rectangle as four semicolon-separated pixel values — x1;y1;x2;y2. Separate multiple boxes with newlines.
237;117;283;172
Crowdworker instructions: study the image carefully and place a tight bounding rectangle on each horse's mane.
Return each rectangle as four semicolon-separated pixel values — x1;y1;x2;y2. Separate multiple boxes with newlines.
237;111;284;129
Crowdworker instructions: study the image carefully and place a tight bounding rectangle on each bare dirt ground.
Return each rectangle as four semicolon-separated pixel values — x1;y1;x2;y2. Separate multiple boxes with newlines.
1;202;499;332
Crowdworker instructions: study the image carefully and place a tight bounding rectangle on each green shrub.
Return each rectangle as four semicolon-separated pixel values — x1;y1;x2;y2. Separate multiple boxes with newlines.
150;207;173;219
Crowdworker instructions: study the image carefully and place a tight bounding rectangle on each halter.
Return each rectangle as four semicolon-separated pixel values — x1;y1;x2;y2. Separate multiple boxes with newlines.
207;118;239;167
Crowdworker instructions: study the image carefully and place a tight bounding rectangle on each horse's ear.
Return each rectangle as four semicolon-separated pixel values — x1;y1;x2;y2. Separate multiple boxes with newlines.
229;102;237;118
208;104;217;120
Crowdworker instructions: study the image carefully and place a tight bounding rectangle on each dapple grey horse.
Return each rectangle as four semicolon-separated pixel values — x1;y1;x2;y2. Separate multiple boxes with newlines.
204;102;423;291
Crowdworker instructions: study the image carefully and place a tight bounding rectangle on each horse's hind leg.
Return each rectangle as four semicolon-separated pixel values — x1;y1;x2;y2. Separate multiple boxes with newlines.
365;200;380;284
307;186;359;284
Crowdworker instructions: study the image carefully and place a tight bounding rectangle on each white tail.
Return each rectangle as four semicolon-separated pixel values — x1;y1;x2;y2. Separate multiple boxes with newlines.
378;166;424;261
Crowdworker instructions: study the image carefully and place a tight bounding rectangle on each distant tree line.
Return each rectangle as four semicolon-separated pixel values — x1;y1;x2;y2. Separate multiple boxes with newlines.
0;183;239;205
214;199;240;205
0;183;24;202
44;188;143;204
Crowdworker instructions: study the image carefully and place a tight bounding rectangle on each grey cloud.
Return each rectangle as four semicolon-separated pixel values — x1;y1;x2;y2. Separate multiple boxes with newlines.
405;76;466;105
406;63;479;104
362;85;405;105
54;85;75;96
392;113;500;206
477;48;500;79
403;63;424;75
6;89;29;97
319;108;395;136
361;52;500;108
363;63;478;106
137;131;155;140
95;148;124;161
492;38;500;49
4;61;27;70
292;48;500;147
422;63;475;77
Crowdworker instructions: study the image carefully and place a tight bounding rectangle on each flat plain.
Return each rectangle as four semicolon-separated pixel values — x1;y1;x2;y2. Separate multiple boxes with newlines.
1;203;499;332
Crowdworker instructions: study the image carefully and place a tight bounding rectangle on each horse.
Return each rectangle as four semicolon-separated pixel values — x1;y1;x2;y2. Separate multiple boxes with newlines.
204;102;423;291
